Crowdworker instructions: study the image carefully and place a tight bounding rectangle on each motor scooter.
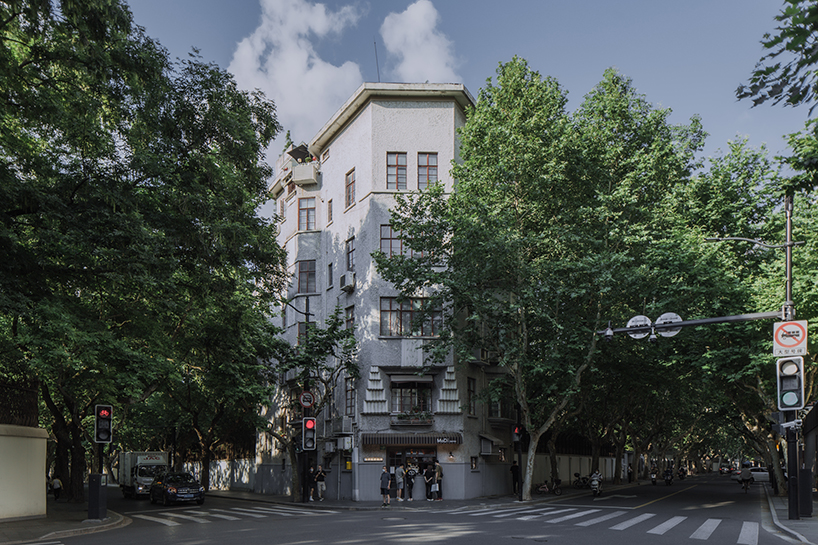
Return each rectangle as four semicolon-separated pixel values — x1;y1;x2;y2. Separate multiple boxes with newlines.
664;471;673;486
590;474;602;497
650;472;657;485
573;473;590;489
677;468;686;481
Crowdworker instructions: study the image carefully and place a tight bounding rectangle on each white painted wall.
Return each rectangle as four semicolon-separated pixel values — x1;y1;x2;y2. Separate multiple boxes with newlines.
0;425;48;520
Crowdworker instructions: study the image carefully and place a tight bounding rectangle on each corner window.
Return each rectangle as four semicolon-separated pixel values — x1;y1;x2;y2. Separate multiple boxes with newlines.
345;305;355;330
345;377;356;416
327;199;333;224
297;260;316;293
467;377;476;415
387;152;407;190
418;153;437;190
298;197;316;230
327;263;333;288
391;381;432;413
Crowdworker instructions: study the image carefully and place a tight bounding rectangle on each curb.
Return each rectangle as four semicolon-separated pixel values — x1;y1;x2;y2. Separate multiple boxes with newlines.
764;484;814;545
39;511;130;543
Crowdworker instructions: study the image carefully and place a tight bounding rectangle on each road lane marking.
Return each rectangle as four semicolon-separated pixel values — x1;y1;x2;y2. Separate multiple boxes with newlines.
575;510;628;527
546;509;600;523
131;514;181;526
634;485;697;508
737;521;759;545
647;516;687;535
610;513;656;530
217;508;267;518
162;512;211;523
480;506;550;517
690;518;721;540
517;508;575;521
192;511;240;520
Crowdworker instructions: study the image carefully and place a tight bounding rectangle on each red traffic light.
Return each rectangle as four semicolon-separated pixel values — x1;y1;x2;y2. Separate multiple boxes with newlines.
304;418;316;430
98;408;111;418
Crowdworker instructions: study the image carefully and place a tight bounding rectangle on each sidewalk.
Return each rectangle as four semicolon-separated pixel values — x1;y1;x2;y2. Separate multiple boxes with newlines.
1;478;815;545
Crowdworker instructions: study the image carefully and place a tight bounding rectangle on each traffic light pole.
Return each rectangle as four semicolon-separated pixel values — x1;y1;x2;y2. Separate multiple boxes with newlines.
786;412;799;520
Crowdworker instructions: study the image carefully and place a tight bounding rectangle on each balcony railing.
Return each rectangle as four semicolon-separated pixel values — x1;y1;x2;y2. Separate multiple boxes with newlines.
390;412;434;427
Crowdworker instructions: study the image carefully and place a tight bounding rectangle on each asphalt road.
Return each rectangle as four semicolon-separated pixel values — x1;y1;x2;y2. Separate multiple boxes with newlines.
56;474;794;545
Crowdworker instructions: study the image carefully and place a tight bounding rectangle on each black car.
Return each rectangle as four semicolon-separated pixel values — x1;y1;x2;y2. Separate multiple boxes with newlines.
149;472;205;506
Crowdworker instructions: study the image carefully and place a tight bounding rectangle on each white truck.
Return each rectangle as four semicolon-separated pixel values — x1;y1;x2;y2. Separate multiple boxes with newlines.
119;451;169;498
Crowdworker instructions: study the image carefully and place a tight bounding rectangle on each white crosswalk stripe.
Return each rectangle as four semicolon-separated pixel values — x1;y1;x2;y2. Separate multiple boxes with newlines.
546;509;600;524
647;516;687;535
434;503;760;543
690;518;721;540
190;510;241;520
575;510;627;526
518;507;575;521
162;512;211;523
610;513;656;530
131;514;181;526
737;522;759;545
219;507;268;518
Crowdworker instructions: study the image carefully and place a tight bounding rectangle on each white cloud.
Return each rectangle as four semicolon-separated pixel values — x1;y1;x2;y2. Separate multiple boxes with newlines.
380;0;460;83
228;0;364;151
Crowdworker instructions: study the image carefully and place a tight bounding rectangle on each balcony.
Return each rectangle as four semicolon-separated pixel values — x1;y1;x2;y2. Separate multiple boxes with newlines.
293;162;319;186
390;411;434;427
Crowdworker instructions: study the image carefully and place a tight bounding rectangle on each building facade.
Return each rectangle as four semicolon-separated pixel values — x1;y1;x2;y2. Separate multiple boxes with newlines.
256;83;520;501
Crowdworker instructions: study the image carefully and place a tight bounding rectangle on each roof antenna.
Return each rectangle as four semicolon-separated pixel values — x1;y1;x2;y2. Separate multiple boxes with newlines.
373;39;380;82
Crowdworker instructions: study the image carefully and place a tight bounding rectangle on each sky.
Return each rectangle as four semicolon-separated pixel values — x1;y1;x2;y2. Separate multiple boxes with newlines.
127;0;808;186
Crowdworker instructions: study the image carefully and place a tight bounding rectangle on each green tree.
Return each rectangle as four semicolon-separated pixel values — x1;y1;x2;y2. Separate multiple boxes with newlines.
0;0;286;500
264;306;358;501
376;59;707;499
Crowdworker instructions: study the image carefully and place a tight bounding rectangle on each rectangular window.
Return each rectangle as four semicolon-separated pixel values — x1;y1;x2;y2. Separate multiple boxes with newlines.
380;224;425;258
380;225;404;257
327;263;333;288
298;197;316;230
287;180;295;195
279;198;286;221
467;377;476;415
345;305;355;330
345;237;355;271
297;260;316;293
297;321;313;345
321;148;330;162
418;153;438;190
345;169;355;208
380;297;442;337
390;382;432;413
345;377;356;416
387;152;407;190
327;199;333;223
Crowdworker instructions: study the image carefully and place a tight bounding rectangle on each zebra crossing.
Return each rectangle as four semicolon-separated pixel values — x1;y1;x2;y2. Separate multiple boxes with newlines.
129;504;337;526
436;505;762;544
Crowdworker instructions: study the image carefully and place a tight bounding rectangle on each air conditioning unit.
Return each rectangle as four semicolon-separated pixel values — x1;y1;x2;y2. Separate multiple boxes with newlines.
338;437;353;451
340;272;355;293
324;441;335;453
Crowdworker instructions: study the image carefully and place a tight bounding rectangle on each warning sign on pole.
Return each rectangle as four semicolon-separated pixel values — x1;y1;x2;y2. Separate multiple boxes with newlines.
773;321;808;356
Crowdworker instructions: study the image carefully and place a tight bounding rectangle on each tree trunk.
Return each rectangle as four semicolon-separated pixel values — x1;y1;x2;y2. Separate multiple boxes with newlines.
546;431;560;483
522;429;543;500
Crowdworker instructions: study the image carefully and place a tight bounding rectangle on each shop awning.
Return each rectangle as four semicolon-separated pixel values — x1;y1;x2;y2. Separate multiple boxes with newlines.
362;432;462;446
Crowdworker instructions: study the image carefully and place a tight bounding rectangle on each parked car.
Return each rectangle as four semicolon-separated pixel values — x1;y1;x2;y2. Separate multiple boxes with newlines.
731;467;769;483
719;466;734;474
150;472;205;506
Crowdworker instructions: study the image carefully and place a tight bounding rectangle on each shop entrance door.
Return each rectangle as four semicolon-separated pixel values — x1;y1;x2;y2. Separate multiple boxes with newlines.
386;447;437;499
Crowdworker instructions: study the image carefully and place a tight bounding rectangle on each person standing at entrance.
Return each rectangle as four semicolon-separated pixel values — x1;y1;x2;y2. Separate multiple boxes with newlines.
434;459;443;500
315;465;327;501
380;466;392;507
395;463;405;501
510;460;520;494
423;464;435;501
405;465;415;501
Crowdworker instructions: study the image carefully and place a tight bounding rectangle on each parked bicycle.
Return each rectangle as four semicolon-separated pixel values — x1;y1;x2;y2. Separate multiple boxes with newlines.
535;478;563;496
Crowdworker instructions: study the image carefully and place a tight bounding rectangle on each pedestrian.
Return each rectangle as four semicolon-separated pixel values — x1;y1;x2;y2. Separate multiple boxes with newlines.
308;465;316;501
434;459;443;500
51;475;63;501
315;465;327;501
424;464;435;501
627;464;633;483
405;465;416;501
510;460;520;494
395;462;405;501
380;466;392;507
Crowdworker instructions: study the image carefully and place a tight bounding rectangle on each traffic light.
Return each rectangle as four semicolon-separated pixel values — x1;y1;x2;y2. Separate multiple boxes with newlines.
302;417;316;450
94;404;113;443
512;426;521;442
776;357;805;411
